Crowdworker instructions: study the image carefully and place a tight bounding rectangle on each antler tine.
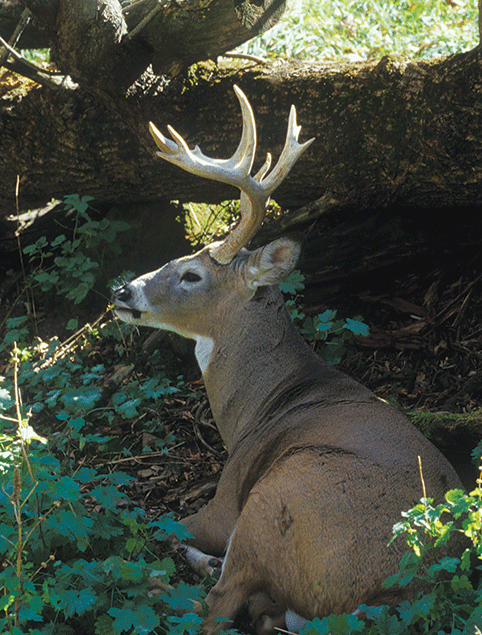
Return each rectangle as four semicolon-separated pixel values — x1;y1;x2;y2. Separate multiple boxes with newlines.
209;84;256;175
261;105;315;192
210;100;315;264
149;86;257;187
149;86;315;265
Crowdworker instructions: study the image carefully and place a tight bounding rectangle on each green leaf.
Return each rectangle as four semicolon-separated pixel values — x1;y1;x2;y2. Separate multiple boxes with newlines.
151;515;193;541
45;510;94;550
460;547;472;571
66;318;79;331
18;596;44;622
104;471;135;486
35;270;59;286
5;315;28;329
427;557;459;578
60;386;101;412
149;557;176;583
116;398;141;419
89;484;126;508
103;555;125;580
279;269;305;295
23;243;39;255
57;588;97;617
0;592;15;611
95;614;115;635
399;593;436;623
445;488;473;516
55;476;80;502
91;513;124;541
164;582;203;612
167;612;203;635
344;318;370;337
51;234;66;247
121;561;146;583
300;617;331;635
64;193;94;217
326;613;365;635
66;281;92;304
320;342;346;366
108;605;160;635
450;574;473;593
317;309;337;323
369;605;404;635
316;320;335;334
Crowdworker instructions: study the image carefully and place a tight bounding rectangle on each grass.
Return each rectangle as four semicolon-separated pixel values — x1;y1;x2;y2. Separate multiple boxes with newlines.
235;0;479;62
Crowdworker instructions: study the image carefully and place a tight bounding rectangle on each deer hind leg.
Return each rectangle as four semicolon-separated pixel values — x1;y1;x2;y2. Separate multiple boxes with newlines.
202;501;293;635
168;532;224;578
183;545;224;578
169;495;238;578
247;591;288;635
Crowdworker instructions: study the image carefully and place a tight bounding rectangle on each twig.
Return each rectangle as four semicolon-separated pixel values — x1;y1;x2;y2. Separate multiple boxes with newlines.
192;417;221;456
0;34;76;90
38;311;109;370
418;455;428;503
433;270;482;324
125;1;170;41
220;52;268;65
0;7;31;67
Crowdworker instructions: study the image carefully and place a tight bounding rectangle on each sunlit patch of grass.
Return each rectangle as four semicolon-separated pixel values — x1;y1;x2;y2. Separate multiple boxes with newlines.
236;0;479;61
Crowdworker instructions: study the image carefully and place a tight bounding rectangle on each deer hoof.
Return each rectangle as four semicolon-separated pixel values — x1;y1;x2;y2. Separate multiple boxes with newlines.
183;545;224;578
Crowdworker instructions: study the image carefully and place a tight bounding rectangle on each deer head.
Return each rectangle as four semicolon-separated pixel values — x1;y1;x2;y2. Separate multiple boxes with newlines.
113;86;314;375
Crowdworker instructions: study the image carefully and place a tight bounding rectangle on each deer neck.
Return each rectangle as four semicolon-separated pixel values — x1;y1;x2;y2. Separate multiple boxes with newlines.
201;286;322;452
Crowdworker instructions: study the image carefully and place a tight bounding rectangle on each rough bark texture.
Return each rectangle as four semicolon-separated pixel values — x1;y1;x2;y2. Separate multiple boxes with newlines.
1;0;286;78
123;0;286;76
2;0;482;290
2;50;482;214
0;0;53;48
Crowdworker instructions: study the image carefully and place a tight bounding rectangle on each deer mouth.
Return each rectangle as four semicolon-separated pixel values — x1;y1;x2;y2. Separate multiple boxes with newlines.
113;305;143;320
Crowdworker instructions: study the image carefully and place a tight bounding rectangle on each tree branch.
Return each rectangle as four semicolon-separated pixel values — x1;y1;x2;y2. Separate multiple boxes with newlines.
0;33;73;89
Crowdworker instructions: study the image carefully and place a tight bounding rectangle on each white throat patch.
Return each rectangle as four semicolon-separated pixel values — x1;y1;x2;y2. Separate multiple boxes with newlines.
194;336;214;374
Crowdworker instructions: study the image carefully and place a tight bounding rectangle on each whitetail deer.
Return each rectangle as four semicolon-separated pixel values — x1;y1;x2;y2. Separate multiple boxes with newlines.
113;87;463;634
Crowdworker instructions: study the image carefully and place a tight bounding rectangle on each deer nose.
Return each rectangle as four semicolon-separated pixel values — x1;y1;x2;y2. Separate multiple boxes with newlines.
113;284;132;303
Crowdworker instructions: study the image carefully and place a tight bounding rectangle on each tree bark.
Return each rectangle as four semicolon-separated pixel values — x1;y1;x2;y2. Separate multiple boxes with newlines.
123;0;286;77
0;0;52;49
2;50;482;214
2;0;482;290
1;0;286;78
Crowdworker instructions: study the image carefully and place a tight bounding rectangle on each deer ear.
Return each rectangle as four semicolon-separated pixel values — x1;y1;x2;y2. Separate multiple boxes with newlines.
245;237;302;289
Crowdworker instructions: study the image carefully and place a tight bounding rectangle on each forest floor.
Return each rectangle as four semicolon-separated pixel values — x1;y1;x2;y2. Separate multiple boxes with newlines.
1;229;482;597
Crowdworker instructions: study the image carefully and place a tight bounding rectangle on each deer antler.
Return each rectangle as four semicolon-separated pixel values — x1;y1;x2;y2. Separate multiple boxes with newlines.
149;85;315;264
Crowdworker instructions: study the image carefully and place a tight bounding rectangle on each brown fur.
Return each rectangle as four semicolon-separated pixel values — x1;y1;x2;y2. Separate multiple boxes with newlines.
114;240;463;634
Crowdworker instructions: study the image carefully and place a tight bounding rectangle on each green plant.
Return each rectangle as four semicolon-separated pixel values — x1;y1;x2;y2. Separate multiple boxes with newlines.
301;309;369;365
280;271;370;365
0;224;206;633
22;194;130;305
0;346;204;635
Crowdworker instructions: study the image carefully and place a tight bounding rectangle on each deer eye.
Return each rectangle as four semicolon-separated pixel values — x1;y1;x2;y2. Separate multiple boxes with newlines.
181;271;202;283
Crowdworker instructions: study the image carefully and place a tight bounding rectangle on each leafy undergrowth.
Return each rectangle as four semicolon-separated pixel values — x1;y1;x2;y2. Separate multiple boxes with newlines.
1;199;482;633
0;326;218;635
1;318;482;634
